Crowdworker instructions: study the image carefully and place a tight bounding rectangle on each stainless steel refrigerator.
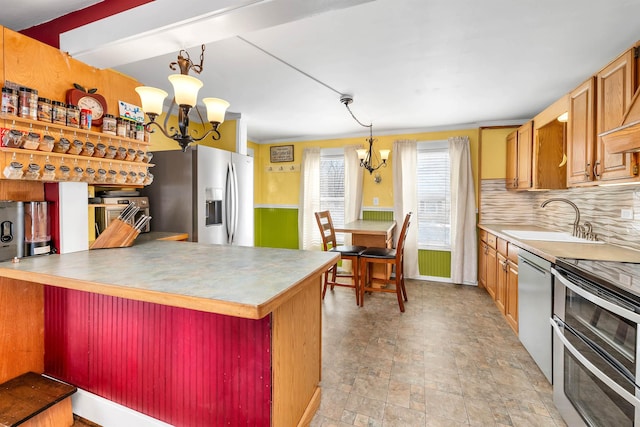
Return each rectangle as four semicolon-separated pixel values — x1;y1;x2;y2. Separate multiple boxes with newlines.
142;145;254;246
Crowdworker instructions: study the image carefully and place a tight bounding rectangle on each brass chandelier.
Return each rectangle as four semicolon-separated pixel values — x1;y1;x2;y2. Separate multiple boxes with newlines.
135;45;230;151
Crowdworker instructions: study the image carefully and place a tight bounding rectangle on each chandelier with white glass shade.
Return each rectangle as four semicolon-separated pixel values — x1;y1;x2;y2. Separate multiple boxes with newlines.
135;45;230;151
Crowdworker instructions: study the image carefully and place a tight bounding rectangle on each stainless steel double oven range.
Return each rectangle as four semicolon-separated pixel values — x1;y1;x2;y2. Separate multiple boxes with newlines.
552;257;640;427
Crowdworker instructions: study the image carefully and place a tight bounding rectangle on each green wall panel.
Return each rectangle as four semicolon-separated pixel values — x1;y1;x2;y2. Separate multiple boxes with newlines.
419;250;451;278
362;210;394;221
255;208;299;249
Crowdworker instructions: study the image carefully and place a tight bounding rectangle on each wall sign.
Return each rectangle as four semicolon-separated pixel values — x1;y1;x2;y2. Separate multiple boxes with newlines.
270;145;294;163
118;100;145;122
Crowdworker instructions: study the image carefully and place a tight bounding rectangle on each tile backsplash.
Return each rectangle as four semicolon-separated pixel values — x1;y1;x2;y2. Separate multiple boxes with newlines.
480;179;640;252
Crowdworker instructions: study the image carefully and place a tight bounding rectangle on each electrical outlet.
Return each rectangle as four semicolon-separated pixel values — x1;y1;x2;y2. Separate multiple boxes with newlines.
621;208;633;219
373;197;379;206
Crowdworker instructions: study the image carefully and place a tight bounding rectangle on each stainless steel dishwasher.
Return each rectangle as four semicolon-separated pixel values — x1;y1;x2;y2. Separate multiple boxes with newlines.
518;250;553;383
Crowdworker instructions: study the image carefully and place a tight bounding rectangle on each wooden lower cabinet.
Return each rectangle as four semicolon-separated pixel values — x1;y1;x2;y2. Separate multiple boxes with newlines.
479;230;518;334
479;230;497;299
496;252;507;314
505;260;519;333
486;246;497;299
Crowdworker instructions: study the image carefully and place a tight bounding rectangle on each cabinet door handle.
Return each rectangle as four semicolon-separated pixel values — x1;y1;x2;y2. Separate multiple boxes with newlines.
593;160;601;180
585;162;591;178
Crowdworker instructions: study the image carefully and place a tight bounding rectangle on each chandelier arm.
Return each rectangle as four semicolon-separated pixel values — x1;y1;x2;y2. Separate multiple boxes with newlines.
191;127;221;142
144;120;180;140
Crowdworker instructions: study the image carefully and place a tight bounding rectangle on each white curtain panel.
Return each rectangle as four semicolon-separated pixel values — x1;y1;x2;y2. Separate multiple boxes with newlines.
449;136;478;285
392;139;418;278
344;144;364;246
298;147;321;250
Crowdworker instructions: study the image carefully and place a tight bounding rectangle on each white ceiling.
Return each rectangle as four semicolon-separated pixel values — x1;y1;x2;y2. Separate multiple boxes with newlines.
3;0;640;143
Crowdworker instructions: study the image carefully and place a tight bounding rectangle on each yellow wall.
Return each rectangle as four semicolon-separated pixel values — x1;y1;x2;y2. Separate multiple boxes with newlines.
254;128;481;207
480;127;517;179
148;113;238;152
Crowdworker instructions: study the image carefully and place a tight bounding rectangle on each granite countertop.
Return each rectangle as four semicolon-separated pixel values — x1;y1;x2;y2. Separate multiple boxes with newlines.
0;241;339;319
479;223;640;263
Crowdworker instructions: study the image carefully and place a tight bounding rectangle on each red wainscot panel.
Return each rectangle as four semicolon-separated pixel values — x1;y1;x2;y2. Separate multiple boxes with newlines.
44;286;272;427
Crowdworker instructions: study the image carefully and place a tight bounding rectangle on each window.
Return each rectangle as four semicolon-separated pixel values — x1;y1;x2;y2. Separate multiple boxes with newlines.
320;149;345;239
416;141;450;249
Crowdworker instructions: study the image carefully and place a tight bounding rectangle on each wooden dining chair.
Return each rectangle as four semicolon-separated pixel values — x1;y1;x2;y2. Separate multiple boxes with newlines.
358;212;412;312
315;211;367;305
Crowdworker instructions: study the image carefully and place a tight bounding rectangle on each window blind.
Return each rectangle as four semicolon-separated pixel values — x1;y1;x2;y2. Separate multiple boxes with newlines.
416;141;450;249
320;153;345;240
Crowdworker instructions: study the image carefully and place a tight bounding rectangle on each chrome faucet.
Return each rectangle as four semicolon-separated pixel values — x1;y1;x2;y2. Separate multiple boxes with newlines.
540;198;581;237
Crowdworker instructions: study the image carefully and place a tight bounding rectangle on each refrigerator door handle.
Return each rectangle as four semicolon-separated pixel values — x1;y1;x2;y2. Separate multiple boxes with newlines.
225;162;233;243
231;162;239;244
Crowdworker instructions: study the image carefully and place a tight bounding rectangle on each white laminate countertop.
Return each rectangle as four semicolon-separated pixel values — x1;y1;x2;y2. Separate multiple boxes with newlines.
479;223;640;263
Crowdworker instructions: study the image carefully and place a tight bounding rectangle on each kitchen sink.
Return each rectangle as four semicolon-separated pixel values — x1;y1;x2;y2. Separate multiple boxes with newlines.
502;229;603;243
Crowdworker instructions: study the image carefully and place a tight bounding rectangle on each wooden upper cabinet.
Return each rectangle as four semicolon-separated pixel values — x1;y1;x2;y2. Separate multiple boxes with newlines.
567;77;596;186
505;122;533;191
516;121;533;189
596;48;638;182
506;131;517;189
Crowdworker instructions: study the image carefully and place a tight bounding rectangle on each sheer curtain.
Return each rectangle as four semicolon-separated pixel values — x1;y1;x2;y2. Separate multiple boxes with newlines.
392;139;418;278
298;147;321;250
449;136;477;285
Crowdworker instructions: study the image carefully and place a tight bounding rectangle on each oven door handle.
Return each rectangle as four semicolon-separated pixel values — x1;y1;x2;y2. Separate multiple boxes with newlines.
552;268;640;324
551;316;640;407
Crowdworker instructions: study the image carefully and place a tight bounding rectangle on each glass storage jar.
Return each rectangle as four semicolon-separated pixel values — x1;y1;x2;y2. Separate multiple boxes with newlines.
57;165;70;181
22;132;41;150
67;139;83;155
3;161;24;179
71;166;84;182
80;141;95;157
93;143;106;158
53;137;70;154
1;87;17;115
2;129;24;148
102;114;117;135
117;169;128;184
52;101;67;125
18;87;32;118
66;104;80;128
41;164;56;181
115;146;127;160
24;163;41;180
107;169;117;183
38;135;55;152
95;168;107;183
85;167;96;182
104;145;117;159
37;97;52;122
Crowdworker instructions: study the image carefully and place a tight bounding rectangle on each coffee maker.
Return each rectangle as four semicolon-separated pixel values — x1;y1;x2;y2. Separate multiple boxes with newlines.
0;202;24;262
24;201;52;256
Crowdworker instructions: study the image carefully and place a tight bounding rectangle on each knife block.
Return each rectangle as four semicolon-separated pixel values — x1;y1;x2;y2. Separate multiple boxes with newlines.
90;218;141;249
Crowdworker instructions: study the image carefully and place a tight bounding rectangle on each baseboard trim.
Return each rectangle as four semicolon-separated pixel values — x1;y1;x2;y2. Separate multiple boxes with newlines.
71;388;172;427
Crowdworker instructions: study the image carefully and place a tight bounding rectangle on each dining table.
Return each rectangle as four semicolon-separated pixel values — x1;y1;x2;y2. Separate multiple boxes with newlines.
335;219;397;282
336;219;397;248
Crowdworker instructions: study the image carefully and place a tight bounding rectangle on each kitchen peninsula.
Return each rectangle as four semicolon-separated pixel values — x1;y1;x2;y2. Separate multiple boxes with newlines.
0;240;338;427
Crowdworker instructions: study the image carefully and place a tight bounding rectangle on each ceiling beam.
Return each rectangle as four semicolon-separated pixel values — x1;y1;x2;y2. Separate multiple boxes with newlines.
60;0;375;69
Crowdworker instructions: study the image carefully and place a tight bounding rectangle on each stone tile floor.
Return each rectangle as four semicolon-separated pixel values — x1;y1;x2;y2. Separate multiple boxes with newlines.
311;279;567;427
